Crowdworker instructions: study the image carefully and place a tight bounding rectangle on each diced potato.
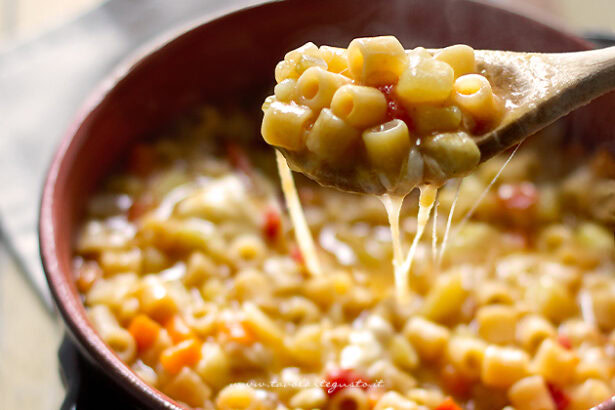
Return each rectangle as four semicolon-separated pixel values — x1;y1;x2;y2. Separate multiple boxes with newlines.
532;338;579;386
529;276;577;323
396;57;454;104
507;376;555;410
568;379;612;410
481;345;529;388
477;304;518;344
420;272;467;323
390;334;419;370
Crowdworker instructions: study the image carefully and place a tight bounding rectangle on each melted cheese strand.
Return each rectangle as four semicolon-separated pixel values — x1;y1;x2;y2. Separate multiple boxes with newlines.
437;179;462;269
396;185;438;300
380;194;406;267
456;144;520;232
276;150;322;275
431;192;439;266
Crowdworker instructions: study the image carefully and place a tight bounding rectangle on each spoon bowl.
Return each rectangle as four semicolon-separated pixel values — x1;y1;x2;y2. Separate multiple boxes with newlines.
280;45;615;195
475;46;615;160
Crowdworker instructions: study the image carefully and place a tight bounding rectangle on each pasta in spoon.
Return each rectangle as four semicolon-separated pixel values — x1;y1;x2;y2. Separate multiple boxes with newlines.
261;36;506;297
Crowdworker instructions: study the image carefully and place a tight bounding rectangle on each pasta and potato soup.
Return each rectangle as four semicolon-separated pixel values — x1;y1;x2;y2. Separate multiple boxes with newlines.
74;36;615;410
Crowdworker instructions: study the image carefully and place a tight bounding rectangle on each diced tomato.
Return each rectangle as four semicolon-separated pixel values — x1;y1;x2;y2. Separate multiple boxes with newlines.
128;144;157;177
440;364;473;397
497;182;538;212
323;368;370;397
290;245;304;265
377;84;412;126
548;383;570;410
263;207;282;242
218;320;256;345
435;397;463;410
226;142;254;177
557;334;572;350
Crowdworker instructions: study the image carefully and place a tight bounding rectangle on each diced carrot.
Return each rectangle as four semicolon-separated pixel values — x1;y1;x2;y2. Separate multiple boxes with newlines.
128;314;161;352
440;364;473;397
262;207;282;242
557;334;572;350
165;315;194;344
159;338;202;374
435;397;463;410
323;368;370;397
128;144;157;177
218;320;256;345
548;383;570;410
75;261;102;293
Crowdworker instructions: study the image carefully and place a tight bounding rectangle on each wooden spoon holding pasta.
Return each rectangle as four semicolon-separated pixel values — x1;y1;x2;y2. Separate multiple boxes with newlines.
261;36;615;196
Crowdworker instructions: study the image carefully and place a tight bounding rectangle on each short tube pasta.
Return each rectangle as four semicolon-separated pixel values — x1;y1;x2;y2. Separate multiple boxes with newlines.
296;66;349;111
261;101;313;150
328;387;369;410
88;305;136;363
347;36;408;85
435;44;476;78
260;36;507;192
362;119;411;172
306;108;360;161
331;84;387;128
453;74;502;124
481;345;529;388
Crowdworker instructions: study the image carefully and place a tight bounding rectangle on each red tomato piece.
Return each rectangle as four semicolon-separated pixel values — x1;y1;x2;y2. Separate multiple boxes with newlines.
557;334;572;350
290;245;304;265
262;207;282;241
497;182;538;212
377;84;412;126
441;364;473;397
548;383;570;410
435;397;463;410
323;368;370;397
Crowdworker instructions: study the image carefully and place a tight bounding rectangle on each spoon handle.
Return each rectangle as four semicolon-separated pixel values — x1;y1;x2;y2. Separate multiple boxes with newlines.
478;46;615;160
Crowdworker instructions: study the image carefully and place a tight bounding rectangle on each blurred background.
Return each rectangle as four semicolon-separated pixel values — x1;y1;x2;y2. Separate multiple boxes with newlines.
0;0;614;409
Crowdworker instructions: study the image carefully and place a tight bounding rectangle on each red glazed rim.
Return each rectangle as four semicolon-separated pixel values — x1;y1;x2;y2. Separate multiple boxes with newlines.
38;0;614;409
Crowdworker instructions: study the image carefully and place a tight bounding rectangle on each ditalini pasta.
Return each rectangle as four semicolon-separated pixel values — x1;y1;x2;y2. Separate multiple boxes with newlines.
261;36;502;192
74;83;615;407
261;36;504;298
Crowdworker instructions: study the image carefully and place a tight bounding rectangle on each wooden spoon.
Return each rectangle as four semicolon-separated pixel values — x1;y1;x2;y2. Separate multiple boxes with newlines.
473;46;615;161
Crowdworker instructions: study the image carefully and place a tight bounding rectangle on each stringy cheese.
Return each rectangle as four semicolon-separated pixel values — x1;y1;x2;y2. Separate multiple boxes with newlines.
276;150;322;275
278;144;519;299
